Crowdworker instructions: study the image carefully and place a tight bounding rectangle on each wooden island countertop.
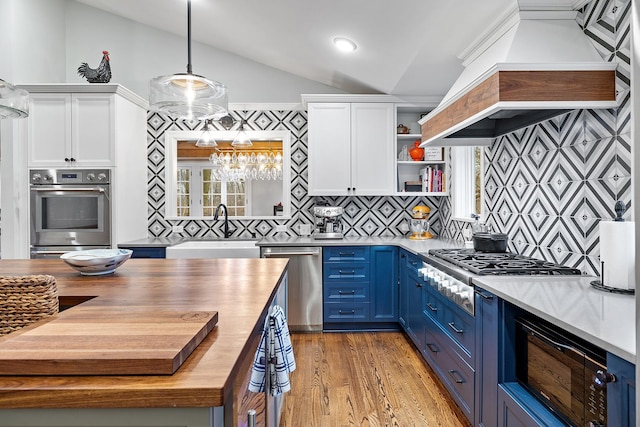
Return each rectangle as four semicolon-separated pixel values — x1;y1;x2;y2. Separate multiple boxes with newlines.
0;258;289;410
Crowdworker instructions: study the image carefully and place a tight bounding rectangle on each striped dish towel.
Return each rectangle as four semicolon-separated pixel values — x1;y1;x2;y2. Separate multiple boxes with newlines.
248;305;296;395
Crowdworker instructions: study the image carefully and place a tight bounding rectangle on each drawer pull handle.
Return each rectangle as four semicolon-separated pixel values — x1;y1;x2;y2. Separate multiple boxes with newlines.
415;282;422;288
426;343;439;353
410;260;418;266
338;290;356;295
339;252;355;257
476;290;494;300
448;370;465;384
339;310;355;315
426;303;438;312
448;322;463;334
339;270;355;275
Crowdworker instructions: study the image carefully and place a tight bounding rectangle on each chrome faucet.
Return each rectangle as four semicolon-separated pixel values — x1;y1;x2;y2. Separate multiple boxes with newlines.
214;203;230;238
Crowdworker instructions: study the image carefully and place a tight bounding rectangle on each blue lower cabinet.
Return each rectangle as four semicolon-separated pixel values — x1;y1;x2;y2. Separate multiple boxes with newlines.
405;270;426;350
607;352;636;427
323;246;398;330
323;246;371;328
476;288;499;427
497;383;566;427
371;246;398;322
120;246;166;258
424;313;475;422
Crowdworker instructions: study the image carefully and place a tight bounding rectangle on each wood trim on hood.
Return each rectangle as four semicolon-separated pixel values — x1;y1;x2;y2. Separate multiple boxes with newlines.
421;68;616;143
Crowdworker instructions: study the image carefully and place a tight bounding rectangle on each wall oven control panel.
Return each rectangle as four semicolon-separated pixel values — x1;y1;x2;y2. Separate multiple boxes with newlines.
30;169;110;185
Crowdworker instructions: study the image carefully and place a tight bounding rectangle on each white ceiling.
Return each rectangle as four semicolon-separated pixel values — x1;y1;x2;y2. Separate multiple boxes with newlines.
76;0;515;98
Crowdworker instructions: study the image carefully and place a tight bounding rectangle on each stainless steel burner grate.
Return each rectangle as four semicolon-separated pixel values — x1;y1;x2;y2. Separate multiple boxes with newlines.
429;249;582;276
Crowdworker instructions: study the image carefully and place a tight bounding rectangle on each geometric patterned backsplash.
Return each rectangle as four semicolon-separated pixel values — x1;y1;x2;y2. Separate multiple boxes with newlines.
145;0;630;277
443;0;632;276
146;110;443;241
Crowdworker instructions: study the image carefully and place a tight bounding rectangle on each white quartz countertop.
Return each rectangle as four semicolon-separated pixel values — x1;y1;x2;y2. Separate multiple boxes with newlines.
256;236;462;254
472;275;636;363
120;236;464;255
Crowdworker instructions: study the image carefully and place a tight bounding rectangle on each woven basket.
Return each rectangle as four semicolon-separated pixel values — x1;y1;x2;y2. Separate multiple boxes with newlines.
0;275;59;336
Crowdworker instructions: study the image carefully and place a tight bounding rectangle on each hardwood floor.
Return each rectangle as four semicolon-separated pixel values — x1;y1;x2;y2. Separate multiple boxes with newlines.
280;331;472;427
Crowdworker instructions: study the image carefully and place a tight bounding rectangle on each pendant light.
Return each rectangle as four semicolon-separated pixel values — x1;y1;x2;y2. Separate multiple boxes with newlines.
231;120;252;148
149;0;228;121
196;119;217;147
0;79;29;119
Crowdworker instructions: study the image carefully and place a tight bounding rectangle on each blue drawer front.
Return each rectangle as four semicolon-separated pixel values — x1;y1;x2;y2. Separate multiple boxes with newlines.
324;302;370;322
404;252;422;274
324;246;370;262
324;283;370;301
127;247;166;258
424;286;475;362
424;313;475;425
323;263;370;282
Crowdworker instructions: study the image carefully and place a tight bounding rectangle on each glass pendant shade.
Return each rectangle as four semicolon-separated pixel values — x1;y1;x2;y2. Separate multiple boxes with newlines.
148;0;228;121
149;73;228;121
231;120;252;148
196;119;217;147
0;79;29;119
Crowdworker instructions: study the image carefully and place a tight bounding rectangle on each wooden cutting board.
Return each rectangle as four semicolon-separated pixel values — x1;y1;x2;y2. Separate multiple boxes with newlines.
0;309;218;375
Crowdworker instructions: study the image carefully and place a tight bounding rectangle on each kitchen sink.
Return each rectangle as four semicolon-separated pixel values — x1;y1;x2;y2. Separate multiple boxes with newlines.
165;240;260;259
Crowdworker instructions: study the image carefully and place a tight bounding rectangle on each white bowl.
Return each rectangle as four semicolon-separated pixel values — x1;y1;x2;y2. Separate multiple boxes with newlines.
61;249;133;276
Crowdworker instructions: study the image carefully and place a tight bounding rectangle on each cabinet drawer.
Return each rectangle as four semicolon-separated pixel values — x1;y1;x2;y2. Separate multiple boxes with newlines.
324;283;370;301
441;301;475;359
423;286;475;361
126;247;166;258
404;252;422;274
323;263;370;282
324;246;370;262
424;313;475;423
423;286;445;324
324;302;370;322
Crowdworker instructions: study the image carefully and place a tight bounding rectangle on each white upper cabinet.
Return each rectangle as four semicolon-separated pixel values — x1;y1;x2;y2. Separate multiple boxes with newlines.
307;102;395;196
28;93;115;167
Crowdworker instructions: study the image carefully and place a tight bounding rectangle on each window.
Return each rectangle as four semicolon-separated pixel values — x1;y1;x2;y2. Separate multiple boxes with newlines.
451;146;483;220
176;167;191;217
177;162;248;217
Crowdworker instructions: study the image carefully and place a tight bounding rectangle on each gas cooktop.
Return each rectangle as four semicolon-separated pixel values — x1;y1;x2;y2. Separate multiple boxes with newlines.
428;249;583;276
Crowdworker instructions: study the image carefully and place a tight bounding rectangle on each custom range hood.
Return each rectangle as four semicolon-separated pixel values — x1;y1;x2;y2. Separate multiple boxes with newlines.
419;0;618;146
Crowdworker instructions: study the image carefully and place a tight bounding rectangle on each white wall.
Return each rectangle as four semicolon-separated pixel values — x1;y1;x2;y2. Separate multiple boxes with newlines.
0;0;344;102
0;0;67;82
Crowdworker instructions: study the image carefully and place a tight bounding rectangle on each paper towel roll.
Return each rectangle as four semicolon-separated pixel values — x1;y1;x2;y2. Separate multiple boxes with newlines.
599;221;635;290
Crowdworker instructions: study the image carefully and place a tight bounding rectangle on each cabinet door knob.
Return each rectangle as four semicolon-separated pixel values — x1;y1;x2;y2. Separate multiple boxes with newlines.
64;157;70;162
70;157;76;162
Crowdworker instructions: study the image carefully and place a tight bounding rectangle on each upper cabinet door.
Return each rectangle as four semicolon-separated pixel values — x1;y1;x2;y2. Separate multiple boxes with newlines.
350;103;394;196
28;94;72;167
307;102;395;196
27;93;115;167
71;94;115;167
308;103;352;196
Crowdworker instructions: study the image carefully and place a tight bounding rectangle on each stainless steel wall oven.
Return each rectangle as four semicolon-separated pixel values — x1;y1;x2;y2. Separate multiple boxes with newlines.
30;169;111;258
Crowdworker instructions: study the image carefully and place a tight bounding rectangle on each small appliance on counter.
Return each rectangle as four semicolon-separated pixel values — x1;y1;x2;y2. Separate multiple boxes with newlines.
313;206;344;239
408;205;433;240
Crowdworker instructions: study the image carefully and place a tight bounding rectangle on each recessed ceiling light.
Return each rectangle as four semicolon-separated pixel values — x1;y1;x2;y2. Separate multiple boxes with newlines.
333;37;357;52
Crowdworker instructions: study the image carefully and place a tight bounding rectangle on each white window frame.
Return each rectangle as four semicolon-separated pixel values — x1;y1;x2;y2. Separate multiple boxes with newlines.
451;145;483;222
176;160;250;218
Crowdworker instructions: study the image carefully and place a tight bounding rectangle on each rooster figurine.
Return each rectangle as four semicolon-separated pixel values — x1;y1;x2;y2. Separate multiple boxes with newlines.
77;50;112;83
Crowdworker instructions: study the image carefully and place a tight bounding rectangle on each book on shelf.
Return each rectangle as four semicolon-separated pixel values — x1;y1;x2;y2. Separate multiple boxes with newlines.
419;165;446;193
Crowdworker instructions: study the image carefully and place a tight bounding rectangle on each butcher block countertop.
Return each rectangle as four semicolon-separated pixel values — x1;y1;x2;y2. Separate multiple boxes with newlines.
0;258;289;409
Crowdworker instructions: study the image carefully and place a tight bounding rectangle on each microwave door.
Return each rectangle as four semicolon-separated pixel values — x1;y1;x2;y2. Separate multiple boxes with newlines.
517;321;587;427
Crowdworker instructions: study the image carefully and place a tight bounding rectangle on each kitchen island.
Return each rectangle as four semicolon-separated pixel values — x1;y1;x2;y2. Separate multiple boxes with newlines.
0;258;289;427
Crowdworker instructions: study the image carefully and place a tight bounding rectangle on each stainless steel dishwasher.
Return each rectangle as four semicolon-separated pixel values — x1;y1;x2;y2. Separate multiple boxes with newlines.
261;246;322;332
